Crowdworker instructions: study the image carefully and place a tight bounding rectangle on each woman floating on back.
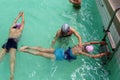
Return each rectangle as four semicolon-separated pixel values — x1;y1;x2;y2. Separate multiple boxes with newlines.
20;41;110;61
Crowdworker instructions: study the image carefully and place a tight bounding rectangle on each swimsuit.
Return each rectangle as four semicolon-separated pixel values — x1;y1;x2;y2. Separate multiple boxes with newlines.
60;30;73;37
2;38;18;51
73;3;81;9
54;48;64;60
64;47;76;61
54;47;76;61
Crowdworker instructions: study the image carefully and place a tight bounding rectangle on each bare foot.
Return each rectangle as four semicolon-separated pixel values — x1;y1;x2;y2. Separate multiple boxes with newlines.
19;46;28;51
10;75;14;80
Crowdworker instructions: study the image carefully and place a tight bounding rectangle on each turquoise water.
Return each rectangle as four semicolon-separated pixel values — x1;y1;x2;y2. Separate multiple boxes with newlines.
0;0;109;80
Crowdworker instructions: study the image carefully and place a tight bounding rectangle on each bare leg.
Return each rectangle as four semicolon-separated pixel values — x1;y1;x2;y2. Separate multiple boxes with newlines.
0;48;7;62
20;46;54;53
20;48;55;59
9;48;16;80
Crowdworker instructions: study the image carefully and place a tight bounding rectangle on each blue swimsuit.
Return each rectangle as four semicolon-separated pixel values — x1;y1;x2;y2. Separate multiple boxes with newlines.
54;47;76;61
2;38;18;51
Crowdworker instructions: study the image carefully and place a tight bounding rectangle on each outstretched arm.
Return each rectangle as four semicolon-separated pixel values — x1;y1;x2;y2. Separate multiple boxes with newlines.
10;12;23;29
82;41;106;46
92;52;110;58
51;30;60;47
19;12;25;31
72;27;82;47
80;51;110;58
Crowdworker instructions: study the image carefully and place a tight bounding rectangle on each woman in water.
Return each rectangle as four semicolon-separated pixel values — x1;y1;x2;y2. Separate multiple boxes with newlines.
51;24;82;48
20;41;110;61
0;12;25;80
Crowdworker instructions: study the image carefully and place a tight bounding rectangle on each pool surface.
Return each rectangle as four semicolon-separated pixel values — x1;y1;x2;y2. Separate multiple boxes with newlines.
0;0;109;80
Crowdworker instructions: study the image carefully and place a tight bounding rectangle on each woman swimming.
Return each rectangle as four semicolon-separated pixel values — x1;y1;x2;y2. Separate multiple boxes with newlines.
20;41;110;61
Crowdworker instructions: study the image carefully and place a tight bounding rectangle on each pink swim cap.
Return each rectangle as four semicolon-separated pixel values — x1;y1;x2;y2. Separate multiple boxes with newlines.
85;45;94;52
16;23;21;28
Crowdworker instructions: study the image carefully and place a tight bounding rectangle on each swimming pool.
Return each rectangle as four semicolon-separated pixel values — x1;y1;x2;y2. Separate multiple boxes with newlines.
0;0;109;80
